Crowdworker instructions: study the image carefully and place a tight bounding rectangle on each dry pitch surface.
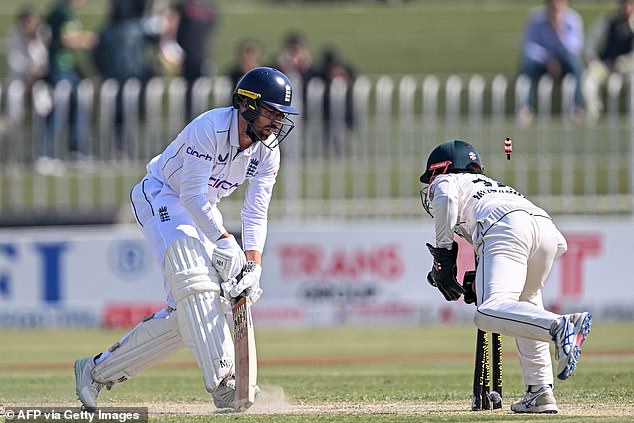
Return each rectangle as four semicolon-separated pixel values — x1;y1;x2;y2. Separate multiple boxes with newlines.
11;381;631;419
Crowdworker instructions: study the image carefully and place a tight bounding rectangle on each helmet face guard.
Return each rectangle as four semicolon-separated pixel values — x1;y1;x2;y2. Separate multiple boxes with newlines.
232;67;299;149
422;160;453;184
420;185;433;218
420;161;452;217
235;88;296;149
248;110;295;149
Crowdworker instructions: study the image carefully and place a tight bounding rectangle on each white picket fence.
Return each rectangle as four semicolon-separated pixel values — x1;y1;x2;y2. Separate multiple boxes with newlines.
0;73;632;225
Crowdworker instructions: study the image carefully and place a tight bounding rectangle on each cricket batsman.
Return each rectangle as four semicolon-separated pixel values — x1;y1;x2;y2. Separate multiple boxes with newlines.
74;67;299;411
420;139;592;413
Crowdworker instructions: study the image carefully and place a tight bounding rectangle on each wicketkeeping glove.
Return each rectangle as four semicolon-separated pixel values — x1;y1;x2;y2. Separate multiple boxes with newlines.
221;260;263;304
426;241;465;301
462;270;477;305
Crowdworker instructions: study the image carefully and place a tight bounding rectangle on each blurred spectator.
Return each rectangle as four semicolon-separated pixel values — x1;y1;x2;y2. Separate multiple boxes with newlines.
317;46;356;154
6;7;49;90
274;31;318;115
174;0;217;119
157;4;184;77
228;39;262;90
42;0;96;161
94;0;156;83
93;0;159;157
275;31;316;84
583;0;634;119
518;0;585;123
111;0;146;20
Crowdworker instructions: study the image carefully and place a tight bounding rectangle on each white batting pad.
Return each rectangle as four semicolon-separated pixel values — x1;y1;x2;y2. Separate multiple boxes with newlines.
164;236;234;393
91;308;183;385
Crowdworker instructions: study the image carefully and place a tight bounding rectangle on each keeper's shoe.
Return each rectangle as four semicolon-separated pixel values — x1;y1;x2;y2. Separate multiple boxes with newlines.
511;385;559;414
74;357;103;411
550;312;593;380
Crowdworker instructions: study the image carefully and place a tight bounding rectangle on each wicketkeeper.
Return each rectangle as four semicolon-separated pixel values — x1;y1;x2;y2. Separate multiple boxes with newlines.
74;67;299;411
420;139;592;414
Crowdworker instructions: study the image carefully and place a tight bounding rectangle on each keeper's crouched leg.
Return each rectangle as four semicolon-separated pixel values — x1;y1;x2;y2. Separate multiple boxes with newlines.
164;236;235;394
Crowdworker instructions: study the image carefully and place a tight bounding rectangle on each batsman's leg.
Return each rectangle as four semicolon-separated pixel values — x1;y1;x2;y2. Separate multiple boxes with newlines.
75;308;183;410
164;236;236;406
92;308;183;383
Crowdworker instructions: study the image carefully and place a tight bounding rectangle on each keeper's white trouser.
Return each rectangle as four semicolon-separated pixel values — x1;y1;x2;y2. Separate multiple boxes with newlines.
472;208;567;386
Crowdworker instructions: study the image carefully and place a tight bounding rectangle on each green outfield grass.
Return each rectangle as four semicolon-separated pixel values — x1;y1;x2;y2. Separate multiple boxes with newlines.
1;323;633;422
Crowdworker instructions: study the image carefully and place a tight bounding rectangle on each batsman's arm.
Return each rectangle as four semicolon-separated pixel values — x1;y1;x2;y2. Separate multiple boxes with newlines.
245;250;262;265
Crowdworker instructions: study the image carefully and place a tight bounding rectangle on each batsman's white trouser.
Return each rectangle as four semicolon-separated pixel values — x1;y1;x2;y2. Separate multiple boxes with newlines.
472;208;567;386
92;308;183;385
127;175;234;392
165;236;234;393
130;175;224;309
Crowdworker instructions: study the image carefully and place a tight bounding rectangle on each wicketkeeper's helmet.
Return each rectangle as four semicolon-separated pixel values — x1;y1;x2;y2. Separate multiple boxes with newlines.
232;67;299;149
420;139;484;184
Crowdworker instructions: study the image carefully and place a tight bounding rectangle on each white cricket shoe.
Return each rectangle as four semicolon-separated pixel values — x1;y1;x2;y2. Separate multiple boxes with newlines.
550;312;593;380
511;385;559;414
74;357;103;411
212;376;261;411
212;376;237;410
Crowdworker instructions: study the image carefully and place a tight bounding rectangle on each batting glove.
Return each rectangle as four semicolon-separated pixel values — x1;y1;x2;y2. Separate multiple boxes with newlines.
426;241;465;301
221;261;263;304
212;235;246;281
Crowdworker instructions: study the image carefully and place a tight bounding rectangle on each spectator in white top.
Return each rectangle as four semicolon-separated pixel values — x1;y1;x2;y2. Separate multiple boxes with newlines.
6;7;49;90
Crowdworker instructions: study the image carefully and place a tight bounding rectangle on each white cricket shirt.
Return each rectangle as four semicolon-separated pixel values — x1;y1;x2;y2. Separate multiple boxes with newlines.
146;106;280;252
428;173;549;248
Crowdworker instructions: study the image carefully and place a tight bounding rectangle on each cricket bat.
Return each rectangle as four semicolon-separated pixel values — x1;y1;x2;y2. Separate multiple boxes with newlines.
232;295;257;411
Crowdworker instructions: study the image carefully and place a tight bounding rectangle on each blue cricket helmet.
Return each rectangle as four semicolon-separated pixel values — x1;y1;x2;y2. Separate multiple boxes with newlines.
232;67;299;148
232;67;299;115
